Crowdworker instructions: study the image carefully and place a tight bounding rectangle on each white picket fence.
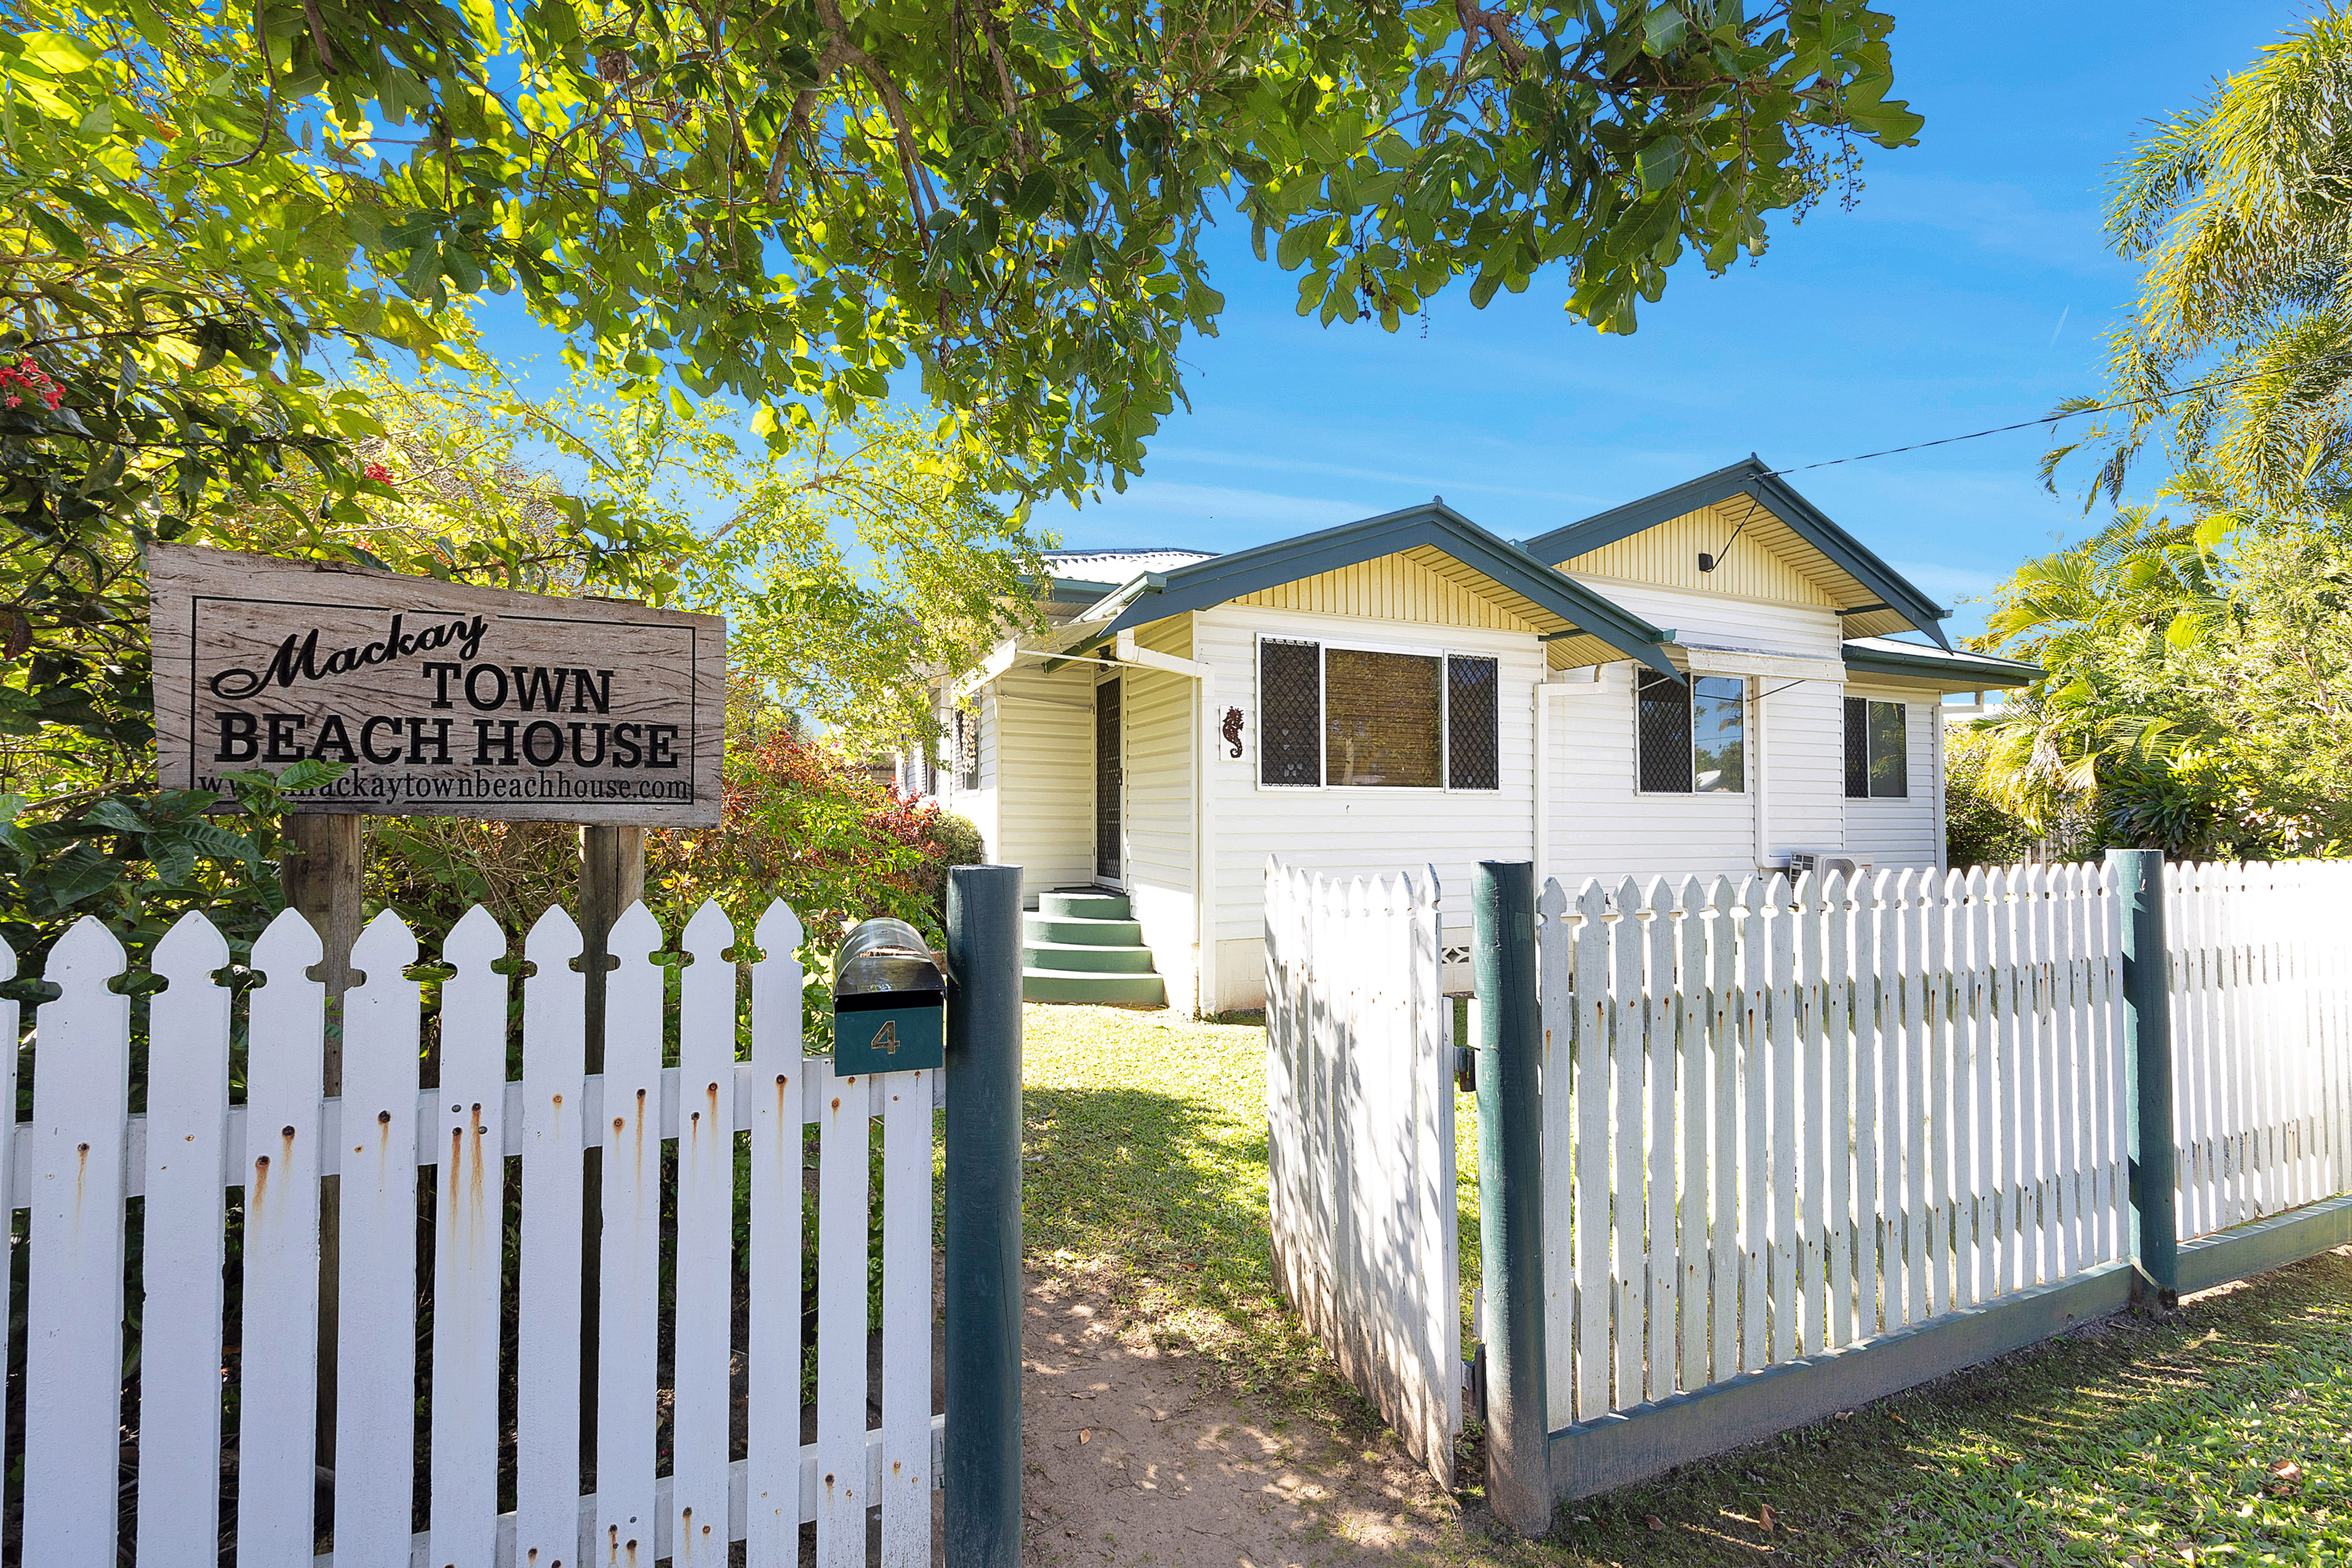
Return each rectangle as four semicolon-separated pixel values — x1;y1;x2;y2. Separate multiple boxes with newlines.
2;898;941;1568
1534;865;2129;1426
1262;861;1459;1484
2167;859;2352;1240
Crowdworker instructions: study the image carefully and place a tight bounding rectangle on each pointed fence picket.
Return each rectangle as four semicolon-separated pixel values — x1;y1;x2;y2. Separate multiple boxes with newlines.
1531;866;2137;1427
0;895;947;1568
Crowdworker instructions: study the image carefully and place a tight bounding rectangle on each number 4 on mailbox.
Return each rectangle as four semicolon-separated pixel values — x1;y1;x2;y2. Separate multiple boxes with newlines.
832;917;946;1075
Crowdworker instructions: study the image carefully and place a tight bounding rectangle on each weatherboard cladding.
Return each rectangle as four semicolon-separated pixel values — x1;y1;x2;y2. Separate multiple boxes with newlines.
985;657;1094;901
1120;616;1197;1009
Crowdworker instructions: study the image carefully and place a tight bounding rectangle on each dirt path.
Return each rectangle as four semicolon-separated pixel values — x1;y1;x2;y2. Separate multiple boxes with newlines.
1017;1262;1471;1568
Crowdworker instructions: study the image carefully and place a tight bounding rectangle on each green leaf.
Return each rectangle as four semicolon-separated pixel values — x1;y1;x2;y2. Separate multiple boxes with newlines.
44;844;121;908
82;797;150;834
178;820;263;864
272;758;350;792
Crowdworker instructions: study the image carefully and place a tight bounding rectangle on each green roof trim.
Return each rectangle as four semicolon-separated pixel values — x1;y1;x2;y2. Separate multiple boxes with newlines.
1519;457;1955;650
1089;499;1680;675
1841;636;2041;688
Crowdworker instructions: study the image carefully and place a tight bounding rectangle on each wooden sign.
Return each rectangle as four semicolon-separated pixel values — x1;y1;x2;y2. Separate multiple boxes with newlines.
151;543;724;825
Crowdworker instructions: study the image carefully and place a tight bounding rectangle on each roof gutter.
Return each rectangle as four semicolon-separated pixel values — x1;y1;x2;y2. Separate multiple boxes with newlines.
1841;643;2042;688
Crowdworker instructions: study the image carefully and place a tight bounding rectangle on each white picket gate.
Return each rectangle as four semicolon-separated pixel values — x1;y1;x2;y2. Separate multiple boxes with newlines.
1262;861;1459;1483
1533;865;2131;1427
2167;858;2352;1240
4;898;943;1568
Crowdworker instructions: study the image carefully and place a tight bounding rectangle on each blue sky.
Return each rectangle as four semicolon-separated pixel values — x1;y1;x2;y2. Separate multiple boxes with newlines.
479;4;2307;645
1018;4;2310;643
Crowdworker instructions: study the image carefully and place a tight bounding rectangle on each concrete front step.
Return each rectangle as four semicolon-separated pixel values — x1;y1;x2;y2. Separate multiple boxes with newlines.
1023;914;1143;947
1021;968;1167;1005
1022;940;1158;974
1038;890;1132;921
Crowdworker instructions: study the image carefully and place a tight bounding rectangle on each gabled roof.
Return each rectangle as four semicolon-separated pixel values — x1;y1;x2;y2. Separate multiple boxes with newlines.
1083;499;1679;674
1519;457;1953;649
1842;636;2040;690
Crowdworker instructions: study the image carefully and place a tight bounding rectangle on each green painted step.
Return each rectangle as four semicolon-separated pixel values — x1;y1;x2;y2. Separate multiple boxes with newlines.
1039;890;1132;920
1023;888;1163;1005
1022;940;1157;974
1023;914;1142;947
1021;968;1167;1005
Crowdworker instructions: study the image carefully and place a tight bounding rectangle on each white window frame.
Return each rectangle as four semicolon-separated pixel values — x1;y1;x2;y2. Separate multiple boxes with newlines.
1631;667;1751;798
1253;631;1502;794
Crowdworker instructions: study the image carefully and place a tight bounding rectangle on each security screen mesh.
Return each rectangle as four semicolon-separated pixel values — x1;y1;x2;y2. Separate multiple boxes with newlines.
1869;700;1909;797
1446;655;1500;791
1636;668;1693;793
1259;638;1322;786
1845;697;1871;798
1326;648;1442;787
1692;676;1745;793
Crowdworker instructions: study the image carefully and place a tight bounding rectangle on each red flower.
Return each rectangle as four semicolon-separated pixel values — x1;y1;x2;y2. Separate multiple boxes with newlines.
0;355;62;412
362;462;393;483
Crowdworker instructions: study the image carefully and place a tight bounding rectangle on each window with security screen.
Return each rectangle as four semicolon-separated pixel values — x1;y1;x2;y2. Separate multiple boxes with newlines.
1259;638;1323;786
1845;697;1909;797
1447;656;1499;790
1638;668;1745;793
1256;638;1501;790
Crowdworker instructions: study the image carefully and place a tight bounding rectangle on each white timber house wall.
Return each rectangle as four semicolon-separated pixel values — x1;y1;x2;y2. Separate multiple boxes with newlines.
908;460;2039;1016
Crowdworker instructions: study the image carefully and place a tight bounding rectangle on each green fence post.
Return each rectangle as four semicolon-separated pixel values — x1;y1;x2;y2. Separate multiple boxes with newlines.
946;864;1024;1567
2111;847;2179;1309
1475;860;1551;1535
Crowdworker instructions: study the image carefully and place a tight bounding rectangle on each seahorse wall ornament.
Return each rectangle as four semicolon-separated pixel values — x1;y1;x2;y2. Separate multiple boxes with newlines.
1221;706;1244;758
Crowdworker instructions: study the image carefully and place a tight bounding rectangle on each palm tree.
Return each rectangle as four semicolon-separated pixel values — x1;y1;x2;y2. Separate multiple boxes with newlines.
2045;8;2352;508
1973;496;2233;847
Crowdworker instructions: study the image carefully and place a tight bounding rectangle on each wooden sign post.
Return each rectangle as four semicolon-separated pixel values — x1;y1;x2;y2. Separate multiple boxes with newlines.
149;543;726;1469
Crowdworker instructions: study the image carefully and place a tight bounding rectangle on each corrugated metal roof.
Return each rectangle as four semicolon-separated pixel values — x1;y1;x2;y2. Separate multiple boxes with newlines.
1041;548;1218;581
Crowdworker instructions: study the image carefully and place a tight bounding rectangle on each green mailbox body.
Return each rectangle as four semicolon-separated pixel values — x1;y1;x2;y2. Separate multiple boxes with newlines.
832;917;946;1075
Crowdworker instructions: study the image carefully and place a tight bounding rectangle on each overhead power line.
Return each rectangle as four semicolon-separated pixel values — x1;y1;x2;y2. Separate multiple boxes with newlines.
1760;365;2290;478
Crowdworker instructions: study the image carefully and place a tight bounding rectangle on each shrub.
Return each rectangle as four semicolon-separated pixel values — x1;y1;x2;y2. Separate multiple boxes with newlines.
1945;726;2039;868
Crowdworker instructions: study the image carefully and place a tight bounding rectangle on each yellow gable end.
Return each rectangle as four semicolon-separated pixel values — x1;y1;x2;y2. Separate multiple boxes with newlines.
1230;550;1541;631
1559;503;1851;608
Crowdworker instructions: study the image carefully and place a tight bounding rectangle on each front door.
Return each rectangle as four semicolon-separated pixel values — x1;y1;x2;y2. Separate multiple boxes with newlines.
1094;676;1121;882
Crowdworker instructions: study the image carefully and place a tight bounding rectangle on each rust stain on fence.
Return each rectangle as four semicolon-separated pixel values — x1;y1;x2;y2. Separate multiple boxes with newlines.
467;1102;487;1232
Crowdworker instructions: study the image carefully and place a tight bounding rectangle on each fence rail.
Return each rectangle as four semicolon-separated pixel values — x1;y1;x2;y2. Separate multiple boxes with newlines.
6;897;945;1568
1534;864;2130;1427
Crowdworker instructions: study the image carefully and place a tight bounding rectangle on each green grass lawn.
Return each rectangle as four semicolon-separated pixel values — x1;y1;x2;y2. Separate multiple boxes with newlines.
1018;1002;2352;1565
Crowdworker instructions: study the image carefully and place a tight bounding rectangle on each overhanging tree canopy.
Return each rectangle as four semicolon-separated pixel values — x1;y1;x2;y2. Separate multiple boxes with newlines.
6;0;1922;499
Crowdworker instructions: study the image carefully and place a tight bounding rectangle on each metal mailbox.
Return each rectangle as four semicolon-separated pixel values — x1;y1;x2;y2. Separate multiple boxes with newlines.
831;917;946;1075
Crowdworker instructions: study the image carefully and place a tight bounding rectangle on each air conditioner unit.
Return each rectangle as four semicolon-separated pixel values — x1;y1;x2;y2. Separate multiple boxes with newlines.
1786;851;1875;882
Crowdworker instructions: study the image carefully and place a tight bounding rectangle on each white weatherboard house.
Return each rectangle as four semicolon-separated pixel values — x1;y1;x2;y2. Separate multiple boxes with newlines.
907;459;2039;1015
